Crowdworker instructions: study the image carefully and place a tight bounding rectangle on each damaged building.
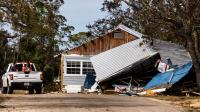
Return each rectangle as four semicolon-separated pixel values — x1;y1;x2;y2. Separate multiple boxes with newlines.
57;24;193;94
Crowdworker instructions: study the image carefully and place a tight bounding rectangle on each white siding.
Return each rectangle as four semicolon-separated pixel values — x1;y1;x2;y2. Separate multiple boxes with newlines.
90;39;158;82
63;76;86;85
63;55;95;84
63;55;94;93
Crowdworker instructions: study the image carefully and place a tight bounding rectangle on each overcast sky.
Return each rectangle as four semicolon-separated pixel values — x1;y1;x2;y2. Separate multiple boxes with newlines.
59;0;107;34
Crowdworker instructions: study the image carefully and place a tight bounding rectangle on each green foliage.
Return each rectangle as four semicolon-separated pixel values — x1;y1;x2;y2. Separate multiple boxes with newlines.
43;81;61;93
94;0;200;86
95;0;200;43
87;0;137;36
0;30;12;74
0;0;73;91
68;32;94;45
43;64;54;83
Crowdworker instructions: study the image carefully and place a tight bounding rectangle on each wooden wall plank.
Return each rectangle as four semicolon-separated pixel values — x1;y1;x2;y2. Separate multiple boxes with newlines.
63;30;137;55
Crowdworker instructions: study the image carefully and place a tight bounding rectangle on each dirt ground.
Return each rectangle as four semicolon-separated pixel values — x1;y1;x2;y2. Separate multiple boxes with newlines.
0;93;183;112
153;96;200;112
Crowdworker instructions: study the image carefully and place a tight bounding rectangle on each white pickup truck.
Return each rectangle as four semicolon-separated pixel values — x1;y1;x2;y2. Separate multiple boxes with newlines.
1;62;43;94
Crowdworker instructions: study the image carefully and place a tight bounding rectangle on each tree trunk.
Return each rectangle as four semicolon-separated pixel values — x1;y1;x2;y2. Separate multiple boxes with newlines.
193;29;200;59
187;39;200;87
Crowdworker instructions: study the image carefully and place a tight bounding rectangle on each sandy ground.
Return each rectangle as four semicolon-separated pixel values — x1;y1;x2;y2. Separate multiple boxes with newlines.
153;96;200;112
0;93;183;112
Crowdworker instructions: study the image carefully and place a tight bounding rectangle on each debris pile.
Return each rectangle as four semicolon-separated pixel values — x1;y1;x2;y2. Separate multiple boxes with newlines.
84;39;197;96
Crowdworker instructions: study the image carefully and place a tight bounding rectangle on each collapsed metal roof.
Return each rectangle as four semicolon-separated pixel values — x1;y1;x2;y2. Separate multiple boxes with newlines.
90;39;160;83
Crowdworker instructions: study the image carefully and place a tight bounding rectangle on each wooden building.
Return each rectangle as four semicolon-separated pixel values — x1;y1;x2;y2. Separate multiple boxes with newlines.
59;24;143;93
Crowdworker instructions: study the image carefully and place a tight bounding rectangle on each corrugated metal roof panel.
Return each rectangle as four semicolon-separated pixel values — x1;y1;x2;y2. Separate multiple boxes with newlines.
152;39;191;65
90;39;158;82
117;24;143;38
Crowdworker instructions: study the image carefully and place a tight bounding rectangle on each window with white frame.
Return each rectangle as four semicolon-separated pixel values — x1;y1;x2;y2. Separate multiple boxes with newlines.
82;62;95;75
65;60;95;75
66;61;81;74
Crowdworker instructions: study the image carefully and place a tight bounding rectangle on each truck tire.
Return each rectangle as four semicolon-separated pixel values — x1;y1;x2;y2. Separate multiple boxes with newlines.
29;88;34;94
7;86;13;94
35;86;42;94
1;87;7;94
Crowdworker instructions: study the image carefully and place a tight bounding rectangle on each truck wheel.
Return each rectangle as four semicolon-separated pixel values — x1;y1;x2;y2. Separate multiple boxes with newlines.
35;87;42;94
1;87;7;94
29;88;34;94
7;86;13;94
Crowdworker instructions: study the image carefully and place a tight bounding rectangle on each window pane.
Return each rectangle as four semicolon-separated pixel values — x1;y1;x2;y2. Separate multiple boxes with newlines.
83;68;95;75
83;62;93;68
67;68;80;74
66;61;81;74
67;61;80;67
75;62;80;67
67;61;71;67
